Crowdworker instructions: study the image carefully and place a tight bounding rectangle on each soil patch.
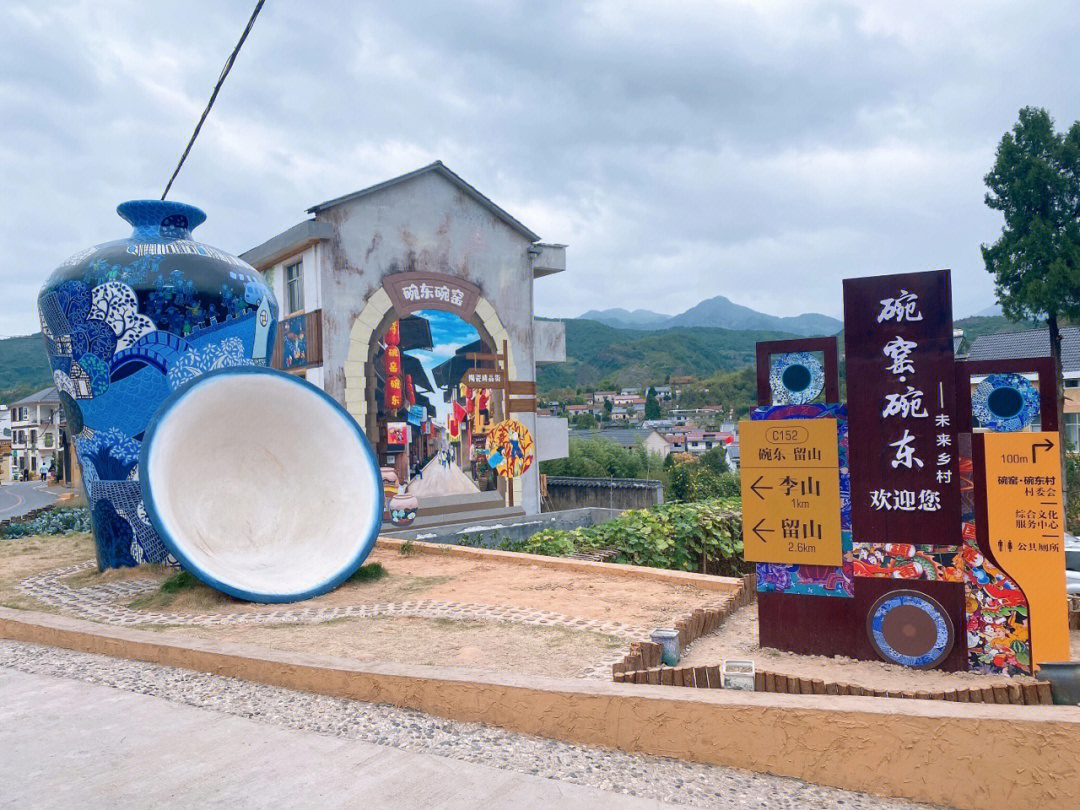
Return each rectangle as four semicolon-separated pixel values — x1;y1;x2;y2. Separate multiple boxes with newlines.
0;534;96;612
680;603;1080;690
101;545;717;627
161;616;624;678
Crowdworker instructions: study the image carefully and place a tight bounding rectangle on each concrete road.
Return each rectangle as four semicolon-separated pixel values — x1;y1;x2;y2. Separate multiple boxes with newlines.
0;481;59;521
0;668;676;809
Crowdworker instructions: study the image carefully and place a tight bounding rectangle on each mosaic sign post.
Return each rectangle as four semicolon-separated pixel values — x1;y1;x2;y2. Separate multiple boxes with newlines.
744;269;1069;674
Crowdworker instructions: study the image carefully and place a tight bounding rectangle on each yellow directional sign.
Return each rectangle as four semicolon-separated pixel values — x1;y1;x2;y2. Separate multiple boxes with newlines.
738;419;839;469
983;431;1070;666
740;418;843;566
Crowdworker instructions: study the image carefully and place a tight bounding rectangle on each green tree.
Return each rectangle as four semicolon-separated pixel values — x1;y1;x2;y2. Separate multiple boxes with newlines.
602;398;613;421
700;444;728;473
982;106;1080;473
572;412;598;430
644;389;662;420
539;438;664;481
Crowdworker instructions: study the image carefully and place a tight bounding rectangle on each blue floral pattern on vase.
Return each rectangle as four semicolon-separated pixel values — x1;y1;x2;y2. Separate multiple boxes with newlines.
39;200;279;569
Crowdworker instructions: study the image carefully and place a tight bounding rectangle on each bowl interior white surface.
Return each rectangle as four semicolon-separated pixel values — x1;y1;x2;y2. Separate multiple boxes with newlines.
144;370;380;600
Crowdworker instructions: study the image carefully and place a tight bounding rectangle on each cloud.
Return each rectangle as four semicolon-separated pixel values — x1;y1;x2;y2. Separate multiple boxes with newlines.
3;0;1079;341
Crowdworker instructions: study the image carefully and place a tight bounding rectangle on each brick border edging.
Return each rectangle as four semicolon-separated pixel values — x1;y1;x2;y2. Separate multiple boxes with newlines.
3;607;1080;810
615;664;1055;706
611;572;756;677
612;573;1055;706
374;536;745;593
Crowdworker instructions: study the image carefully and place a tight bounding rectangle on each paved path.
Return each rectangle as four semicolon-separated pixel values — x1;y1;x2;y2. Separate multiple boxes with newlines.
0;642;931;809
0;481;58;520
406;453;480;497
0;667;670;809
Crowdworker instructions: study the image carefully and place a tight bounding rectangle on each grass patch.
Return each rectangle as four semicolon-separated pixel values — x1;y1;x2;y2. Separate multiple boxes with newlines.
399;540;418;556
160;570;199;594
128;570;232;611
349;562;387;583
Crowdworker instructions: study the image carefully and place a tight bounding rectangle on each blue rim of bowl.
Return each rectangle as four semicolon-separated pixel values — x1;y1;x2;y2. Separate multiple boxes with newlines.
769;351;825;405
971;372;1040;433
139;365;384;603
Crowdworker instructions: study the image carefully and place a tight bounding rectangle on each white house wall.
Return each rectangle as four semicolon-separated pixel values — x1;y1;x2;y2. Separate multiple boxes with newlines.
313;171;546;513
262;244;321;321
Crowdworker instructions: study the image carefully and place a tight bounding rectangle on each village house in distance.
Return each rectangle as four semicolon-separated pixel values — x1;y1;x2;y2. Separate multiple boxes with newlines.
240;162;569;514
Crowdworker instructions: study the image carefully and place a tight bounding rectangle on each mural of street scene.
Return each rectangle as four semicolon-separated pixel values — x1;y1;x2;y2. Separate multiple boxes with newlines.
371;309;508;506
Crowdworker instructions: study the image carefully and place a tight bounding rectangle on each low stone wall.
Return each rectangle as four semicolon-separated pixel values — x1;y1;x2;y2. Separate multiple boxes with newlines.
0;493;76;532
3;607;1079;810
387;507;622;547
544;476;664;512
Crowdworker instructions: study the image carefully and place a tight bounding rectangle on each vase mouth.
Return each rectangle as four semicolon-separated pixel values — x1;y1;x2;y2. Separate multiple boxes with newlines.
117;199;207;240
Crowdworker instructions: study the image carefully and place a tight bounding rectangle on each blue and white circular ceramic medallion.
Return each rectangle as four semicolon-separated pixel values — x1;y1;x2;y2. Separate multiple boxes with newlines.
972;373;1040;432
867;590;954;669
769;352;825;405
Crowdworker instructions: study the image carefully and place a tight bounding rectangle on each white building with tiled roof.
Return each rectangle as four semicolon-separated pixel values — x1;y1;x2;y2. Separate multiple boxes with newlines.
8;386;62;480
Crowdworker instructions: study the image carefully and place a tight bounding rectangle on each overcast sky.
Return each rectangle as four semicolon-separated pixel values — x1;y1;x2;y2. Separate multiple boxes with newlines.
3;1;1079;337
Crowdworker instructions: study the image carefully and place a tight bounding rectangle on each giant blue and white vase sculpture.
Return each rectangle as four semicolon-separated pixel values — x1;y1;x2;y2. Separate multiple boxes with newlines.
38;200;277;570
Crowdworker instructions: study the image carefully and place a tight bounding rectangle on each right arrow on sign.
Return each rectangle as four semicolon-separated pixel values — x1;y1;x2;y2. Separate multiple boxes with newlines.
749;475;773;500
752;518;774;543
1031;438;1054;462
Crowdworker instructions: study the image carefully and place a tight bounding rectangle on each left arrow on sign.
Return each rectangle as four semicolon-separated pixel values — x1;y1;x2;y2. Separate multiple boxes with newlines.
749;475;773;500
752;518;774;543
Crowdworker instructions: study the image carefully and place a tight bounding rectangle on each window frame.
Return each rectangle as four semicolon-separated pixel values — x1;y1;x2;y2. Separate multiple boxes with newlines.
285;260;305;315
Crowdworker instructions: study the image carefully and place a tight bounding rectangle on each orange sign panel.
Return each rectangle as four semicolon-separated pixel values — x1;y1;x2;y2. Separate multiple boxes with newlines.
983;432;1069;666
740;419;843;566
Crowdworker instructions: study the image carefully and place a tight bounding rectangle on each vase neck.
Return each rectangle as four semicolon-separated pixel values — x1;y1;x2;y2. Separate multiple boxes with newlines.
116;200;207;241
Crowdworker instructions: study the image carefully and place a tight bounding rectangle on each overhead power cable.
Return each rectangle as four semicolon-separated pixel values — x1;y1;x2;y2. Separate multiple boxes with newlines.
161;0;266;200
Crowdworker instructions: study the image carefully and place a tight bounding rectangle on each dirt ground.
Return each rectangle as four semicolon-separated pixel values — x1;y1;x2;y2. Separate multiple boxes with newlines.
681;602;1080;690
0;533;96;612
85;544;720;627
164;617;624;678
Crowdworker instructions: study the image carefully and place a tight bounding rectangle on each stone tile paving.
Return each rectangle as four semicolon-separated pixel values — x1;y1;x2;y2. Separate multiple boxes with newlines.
0;640;934;809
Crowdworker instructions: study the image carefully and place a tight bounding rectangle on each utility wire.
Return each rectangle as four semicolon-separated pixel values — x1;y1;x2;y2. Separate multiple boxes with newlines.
161;0;266;200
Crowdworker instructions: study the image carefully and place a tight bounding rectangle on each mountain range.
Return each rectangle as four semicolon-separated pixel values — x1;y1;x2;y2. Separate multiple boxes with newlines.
578;295;842;336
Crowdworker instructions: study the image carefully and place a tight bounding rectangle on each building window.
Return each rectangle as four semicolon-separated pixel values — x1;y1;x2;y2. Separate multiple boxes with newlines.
285;260;304;314
1066;413;1080;452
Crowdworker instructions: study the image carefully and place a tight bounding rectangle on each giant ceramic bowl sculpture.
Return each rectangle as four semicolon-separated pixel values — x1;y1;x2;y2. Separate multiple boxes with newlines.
38;200;277;570
141;367;383;602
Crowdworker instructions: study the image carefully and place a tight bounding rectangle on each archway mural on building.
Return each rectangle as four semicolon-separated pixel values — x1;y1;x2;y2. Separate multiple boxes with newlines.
343;272;521;505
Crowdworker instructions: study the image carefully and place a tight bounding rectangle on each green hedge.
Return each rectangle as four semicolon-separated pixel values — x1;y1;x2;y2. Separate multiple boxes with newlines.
498;498;746;577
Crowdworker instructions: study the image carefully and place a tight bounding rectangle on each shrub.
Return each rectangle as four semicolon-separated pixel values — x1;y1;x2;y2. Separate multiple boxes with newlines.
160;570;199;594
350;562;387;583
666;454;738;502
539;439;664;481
1;507;91;539
503;499;746;577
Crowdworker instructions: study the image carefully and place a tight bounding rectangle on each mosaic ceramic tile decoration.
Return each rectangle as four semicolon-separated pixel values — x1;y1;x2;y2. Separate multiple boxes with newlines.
971;372;1040;432
768;351;825;405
